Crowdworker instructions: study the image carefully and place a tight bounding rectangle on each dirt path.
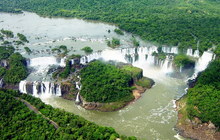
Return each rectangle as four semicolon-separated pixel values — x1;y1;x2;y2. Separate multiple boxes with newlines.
15;97;59;130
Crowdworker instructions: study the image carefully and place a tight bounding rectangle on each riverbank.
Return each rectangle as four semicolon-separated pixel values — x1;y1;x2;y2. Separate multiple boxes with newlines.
79;83;153;112
175;95;220;140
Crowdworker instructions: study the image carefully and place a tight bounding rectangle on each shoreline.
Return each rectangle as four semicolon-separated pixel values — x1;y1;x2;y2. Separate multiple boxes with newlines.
175;95;220;140
79;84;148;112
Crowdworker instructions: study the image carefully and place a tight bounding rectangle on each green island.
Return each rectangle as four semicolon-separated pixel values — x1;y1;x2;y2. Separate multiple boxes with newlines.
79;60;154;111
0;89;137;140
17;33;29;43
107;38;120;48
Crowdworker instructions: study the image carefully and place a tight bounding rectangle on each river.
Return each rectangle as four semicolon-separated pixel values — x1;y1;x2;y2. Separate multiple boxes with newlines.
0;11;192;139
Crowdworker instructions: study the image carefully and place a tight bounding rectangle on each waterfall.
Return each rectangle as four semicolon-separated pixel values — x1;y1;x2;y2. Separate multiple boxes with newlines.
179;65;182;73
70;59;74;65
33;81;38;96
3;60;7;67
56;83;62;96
188;51;213;81
19;80;27;94
146;55;155;64
193;50;199;57
162;47;171;53
75;92;80;102
161;56;173;73
187;48;193;56
60;58;66;67
195;51;213;72
0;78;3;88
20;81;61;96
28;57;65;67
171;47;178;54
49;82;55;95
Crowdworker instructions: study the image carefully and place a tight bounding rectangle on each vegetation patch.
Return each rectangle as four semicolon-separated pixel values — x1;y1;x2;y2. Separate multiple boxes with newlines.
17;33;29;43
114;28;124;35
24;46;31;54
122;65;143;81
174;55;195;68
136;77;155;89
80;60;134;103
0;29;13;38
81;46;93;54
186;60;220;127
107;38;120;48
0;89;137;139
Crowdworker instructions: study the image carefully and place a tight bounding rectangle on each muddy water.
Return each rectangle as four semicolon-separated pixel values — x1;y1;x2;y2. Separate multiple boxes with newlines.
0;11;190;139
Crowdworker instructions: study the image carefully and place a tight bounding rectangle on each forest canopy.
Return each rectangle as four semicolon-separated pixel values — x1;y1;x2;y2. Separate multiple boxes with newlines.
80;60;134;103
0;89;137;140
187;60;220;127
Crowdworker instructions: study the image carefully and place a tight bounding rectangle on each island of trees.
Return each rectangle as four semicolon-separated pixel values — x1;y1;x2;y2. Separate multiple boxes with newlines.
79;60;154;111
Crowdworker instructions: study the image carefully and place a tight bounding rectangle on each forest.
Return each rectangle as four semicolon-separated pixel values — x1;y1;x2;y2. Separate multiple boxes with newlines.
0;45;28;84
0;30;29;84
80;60;134;103
0;89;137;140
1;0;220;53
186;60;220;127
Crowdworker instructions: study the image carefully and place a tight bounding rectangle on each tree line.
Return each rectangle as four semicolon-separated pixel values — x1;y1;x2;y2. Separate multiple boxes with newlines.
0;89;137;140
1;0;220;53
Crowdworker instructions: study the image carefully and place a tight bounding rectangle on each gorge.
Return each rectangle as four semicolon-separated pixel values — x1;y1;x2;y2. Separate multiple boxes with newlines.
0;11;216;140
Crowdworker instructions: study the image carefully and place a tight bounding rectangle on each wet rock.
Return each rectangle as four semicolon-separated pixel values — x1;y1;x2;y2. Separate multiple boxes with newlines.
208;121;215;129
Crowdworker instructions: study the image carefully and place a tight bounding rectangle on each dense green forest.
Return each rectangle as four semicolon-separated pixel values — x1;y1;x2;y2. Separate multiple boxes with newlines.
80;60;134;103
0;89;137;139
1;0;220;53
0;41;28;84
186;60;220;127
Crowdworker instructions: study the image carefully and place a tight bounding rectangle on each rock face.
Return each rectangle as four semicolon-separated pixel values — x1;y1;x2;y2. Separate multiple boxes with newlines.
175;97;220;140
61;82;77;100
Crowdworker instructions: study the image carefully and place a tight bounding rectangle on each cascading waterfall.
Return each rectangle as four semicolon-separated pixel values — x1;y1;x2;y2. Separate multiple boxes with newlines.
179;65;182;73
27;57;66;67
19;80;61;96
49;82;55;95
60;58;66;67
193;50;199;57
161;56;173;73
193;40;200;57
19;80;27;94
188;51;213;80
0;78;3;88
33;81;38;96
187;48;193;56
3;60;7;67
56;83;62;96
171;47;178;54
76;92;80;102
70;59;74;65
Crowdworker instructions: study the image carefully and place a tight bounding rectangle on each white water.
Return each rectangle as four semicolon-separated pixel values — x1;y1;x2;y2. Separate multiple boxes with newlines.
19;80;27;94
187;48;193;56
162;46;178;54
0;78;3;88
76;92;80;102
193;50;199;57
188;51;213;81
28;57;66;67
